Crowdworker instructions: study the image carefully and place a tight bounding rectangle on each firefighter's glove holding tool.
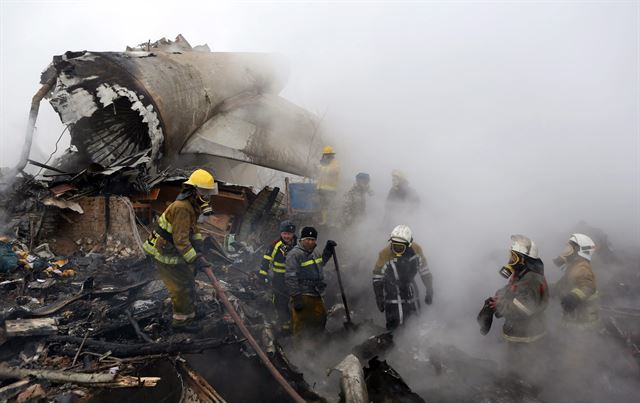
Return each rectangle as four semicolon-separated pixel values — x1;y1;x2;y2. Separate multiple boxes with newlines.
322;240;338;261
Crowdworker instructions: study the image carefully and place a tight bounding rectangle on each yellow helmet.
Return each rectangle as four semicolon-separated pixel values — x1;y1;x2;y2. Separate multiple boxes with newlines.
322;145;335;155
184;169;217;195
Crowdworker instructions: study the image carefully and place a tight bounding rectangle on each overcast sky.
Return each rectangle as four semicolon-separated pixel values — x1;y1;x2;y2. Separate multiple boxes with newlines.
1;0;638;251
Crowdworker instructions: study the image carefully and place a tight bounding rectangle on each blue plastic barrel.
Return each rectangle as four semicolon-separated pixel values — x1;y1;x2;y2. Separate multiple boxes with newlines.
288;183;319;212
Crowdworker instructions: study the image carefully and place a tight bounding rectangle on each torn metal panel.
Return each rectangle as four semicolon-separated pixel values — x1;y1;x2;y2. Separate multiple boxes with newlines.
40;35;322;176
182;93;323;176
331;354;369;403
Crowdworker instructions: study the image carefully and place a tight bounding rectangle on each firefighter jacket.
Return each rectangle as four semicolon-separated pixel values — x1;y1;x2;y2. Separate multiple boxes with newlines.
317;157;340;192
285;243;330;297
372;243;433;305
495;260;549;343
259;237;296;276
341;184;369;226
386;184;420;209
143;199;204;265
554;258;599;328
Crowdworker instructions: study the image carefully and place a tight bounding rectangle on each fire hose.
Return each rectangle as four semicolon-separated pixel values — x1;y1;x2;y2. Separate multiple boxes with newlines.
202;267;306;403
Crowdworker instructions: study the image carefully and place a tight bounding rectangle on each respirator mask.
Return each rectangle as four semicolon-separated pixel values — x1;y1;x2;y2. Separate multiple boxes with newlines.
391;241;408;256
499;251;522;279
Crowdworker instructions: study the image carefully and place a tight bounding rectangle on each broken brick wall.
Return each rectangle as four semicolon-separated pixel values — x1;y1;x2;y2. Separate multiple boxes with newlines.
49;196;143;256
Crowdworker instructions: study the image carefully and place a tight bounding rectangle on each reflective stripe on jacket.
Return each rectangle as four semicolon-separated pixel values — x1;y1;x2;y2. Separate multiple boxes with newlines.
285;244;328;297
555;258;600;327
143;199;203;265
259;238;295;276
372;242;433;299
496;268;549;342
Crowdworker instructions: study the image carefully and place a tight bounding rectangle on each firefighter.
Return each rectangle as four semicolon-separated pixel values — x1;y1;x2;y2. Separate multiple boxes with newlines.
143;169;217;332
372;225;433;330
383;170;420;228
341;172;372;227
488;235;549;380
552;233;599;329
257;220;297;332
284;226;336;337
316;145;340;225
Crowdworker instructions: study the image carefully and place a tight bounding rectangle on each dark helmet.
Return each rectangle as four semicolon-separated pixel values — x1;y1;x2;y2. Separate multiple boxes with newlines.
279;220;296;234
300;226;318;240
356;172;370;183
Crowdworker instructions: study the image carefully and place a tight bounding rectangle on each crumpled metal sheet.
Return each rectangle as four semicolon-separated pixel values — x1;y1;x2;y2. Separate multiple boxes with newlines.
42;36;322;176
182;93;322;176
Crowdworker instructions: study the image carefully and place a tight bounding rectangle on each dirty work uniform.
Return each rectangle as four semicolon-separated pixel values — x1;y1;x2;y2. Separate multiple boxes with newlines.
495;260;549;343
495;261;549;380
258;237;296;331
143;199;204;325
372;243;433;330
316;157;340;225
285;244;330;337
341;184;368;227
554;258;599;329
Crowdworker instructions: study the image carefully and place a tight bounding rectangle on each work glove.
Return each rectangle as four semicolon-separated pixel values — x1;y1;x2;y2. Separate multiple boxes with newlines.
322;240;337;261
424;293;433;305
195;256;212;272
293;294;304;312
561;293;581;312
373;281;385;312
477;297;495;335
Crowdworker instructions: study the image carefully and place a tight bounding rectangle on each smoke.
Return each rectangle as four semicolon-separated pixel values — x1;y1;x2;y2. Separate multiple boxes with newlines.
2;1;638;401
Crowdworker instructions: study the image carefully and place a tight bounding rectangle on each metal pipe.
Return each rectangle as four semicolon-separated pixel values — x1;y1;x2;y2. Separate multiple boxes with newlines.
15;75;57;175
202;267;306;403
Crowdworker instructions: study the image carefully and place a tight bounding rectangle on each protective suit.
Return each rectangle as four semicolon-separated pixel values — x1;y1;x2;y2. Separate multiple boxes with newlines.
553;233;599;329
372;225;433;330
491;235;549;382
143;169;216;329
316;146;340;225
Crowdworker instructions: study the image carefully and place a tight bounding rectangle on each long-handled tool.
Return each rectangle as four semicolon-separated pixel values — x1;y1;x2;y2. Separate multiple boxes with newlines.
201;267;305;403
331;247;354;329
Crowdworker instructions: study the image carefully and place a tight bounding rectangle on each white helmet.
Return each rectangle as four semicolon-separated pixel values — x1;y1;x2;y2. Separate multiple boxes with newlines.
510;234;539;259
569;233;596;261
390;224;413;245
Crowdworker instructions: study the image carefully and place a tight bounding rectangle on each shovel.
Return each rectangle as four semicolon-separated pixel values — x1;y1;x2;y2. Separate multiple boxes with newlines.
331;247;357;331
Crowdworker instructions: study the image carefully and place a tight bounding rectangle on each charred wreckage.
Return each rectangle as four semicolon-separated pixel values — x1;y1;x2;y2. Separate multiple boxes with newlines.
0;35;639;403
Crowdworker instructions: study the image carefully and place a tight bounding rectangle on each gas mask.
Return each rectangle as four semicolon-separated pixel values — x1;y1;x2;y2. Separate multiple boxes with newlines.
499;251;522;279
391;241;408;256
553;243;576;268
195;188;213;216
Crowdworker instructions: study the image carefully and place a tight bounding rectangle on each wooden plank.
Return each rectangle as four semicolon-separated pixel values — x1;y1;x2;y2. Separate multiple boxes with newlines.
5;318;58;337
